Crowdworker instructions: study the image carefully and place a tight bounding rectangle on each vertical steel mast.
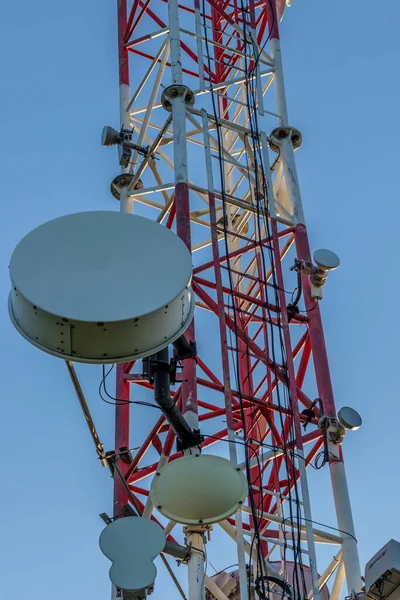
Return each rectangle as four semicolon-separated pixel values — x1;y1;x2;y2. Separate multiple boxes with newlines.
110;1;362;599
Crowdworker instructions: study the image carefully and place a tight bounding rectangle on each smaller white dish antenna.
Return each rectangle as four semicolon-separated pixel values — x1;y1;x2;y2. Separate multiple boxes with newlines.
99;517;165;592
313;249;340;271
338;407;362;431
150;454;248;525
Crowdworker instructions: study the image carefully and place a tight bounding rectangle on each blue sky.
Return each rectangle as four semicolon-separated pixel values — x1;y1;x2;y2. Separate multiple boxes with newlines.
0;0;399;598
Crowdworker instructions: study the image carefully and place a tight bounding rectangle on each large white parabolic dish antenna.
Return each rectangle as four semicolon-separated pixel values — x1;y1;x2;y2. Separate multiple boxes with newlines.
9;211;194;363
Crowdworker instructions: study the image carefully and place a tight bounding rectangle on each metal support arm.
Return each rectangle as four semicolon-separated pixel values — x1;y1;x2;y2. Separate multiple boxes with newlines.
153;347;202;451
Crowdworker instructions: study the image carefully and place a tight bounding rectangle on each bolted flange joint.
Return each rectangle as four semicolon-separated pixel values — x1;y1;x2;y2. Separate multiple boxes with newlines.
161;85;195;112
269;126;302;153
110;173;143;201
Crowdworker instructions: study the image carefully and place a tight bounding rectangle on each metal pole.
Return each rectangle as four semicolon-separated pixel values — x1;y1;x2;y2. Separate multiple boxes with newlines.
187;531;206;600
307;550;342;600
167;0;198;433
117;0;130;133
330;559;346;600
202;109;249;600
264;1;362;594
329;450;362;595
295;225;362;595
113;0;132;521
271;220;321;600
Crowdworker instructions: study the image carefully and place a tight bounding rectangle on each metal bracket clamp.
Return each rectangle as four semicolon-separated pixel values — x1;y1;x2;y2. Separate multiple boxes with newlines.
183;525;213;533
291;257;325;301
163;540;192;563
183;524;213;545
176;429;203;453
172;335;197;360
142;356;180;385
318;416;346;446
291;257;316;276
301;397;324;430
142;338;197;384
161;85;195;112
102;125;150;168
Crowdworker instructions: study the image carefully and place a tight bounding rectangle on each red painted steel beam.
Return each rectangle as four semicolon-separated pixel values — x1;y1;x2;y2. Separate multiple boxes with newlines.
193;229;294;276
123;387;181;481
112;3;342;573
194;274;306;324
295;224;337;418
128;420;244;484
128;48;204;80
113;0;131;520
130;1;216;81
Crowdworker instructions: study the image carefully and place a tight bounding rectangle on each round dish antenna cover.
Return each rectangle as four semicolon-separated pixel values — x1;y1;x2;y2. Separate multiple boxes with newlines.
338;407;362;431
9;211;194;363
99;517;165;591
150;455;248;525
313;249;340;271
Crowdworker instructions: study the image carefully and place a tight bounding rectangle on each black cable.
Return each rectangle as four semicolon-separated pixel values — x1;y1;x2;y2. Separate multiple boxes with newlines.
210;563;239;578
298;301;320;315
237;4;309;597
314;450;328;470
290;270;303;307
98;364;161;410
201;11;266;590
201;3;310;598
202;438;358;541
281;516;358;544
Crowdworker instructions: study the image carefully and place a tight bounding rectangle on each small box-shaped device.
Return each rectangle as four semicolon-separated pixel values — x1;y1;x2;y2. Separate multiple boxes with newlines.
365;540;400;600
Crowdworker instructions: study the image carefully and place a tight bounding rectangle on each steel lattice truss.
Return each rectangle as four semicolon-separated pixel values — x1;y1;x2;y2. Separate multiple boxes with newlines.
70;1;363;599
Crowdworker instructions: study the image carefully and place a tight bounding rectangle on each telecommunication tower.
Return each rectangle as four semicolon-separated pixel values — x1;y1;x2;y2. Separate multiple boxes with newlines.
8;1;371;600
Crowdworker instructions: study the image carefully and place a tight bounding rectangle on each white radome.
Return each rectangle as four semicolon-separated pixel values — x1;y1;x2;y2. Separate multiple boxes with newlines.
150;454;248;525
338;406;362;431
9;211;194;363
313;248;340;271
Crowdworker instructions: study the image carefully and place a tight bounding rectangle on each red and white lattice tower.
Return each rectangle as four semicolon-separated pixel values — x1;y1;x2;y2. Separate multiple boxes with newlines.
98;1;363;599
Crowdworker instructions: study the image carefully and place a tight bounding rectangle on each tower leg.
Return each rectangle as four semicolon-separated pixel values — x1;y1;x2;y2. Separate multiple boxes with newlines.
329;454;362;594
264;0;363;590
186;531;206;600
